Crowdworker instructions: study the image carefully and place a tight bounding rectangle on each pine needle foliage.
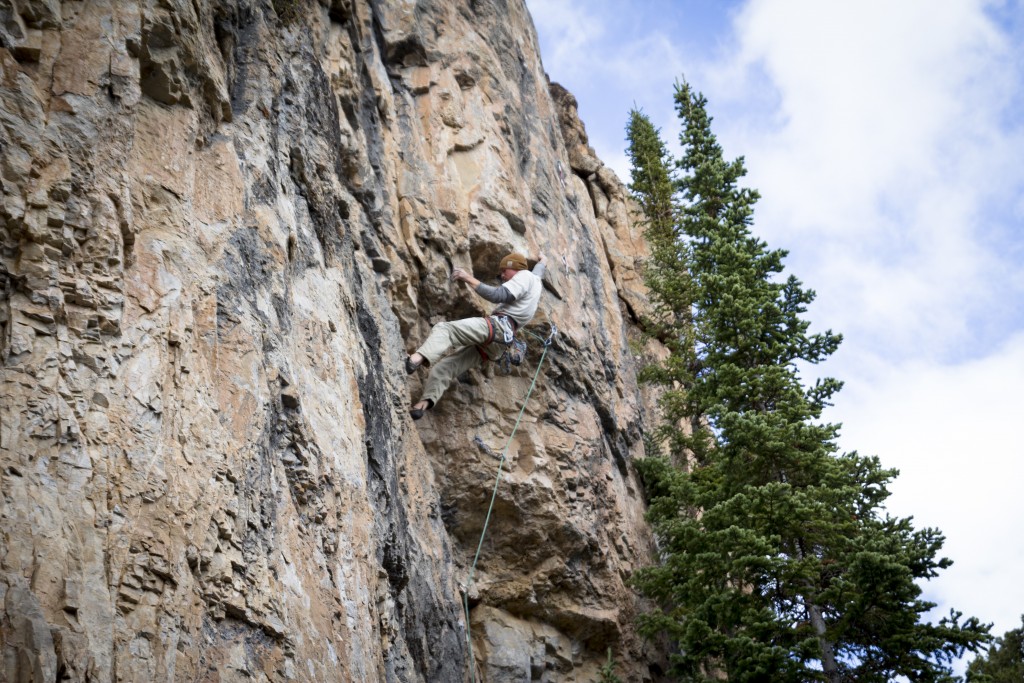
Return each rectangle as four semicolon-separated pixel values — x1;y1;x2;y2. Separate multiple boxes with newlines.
627;81;990;683
966;616;1024;682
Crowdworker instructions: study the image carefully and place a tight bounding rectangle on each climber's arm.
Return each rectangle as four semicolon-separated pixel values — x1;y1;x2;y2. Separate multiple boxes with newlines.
532;252;546;278
449;267;510;303
452;256;543;304
450;267;480;289
474;281;515;304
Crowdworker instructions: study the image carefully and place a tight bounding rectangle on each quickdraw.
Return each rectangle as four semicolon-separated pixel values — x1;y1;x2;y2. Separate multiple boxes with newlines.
496;322;557;373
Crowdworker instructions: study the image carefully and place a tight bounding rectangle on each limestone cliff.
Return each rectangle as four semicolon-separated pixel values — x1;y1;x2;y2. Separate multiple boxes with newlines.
0;1;663;681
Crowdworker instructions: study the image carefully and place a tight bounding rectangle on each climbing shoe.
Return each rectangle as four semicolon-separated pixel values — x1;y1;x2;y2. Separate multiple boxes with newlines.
410;399;433;420
405;356;422;374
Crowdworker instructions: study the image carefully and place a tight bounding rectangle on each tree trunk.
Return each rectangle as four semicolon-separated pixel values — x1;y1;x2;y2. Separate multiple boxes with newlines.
807;601;841;683
794;538;841;683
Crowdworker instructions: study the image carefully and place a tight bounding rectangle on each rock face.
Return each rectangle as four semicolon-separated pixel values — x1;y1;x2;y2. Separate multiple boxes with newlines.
0;1;662;681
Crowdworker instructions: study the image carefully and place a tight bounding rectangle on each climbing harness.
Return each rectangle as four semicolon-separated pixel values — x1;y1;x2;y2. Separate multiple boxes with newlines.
476;314;529;373
477;314;515;347
464;324;557;682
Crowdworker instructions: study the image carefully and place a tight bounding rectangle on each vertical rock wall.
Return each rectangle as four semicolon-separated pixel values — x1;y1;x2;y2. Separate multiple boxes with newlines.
0;0;663;681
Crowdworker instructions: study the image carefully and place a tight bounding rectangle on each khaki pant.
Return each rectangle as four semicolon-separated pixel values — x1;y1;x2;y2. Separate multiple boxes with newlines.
416;317;506;407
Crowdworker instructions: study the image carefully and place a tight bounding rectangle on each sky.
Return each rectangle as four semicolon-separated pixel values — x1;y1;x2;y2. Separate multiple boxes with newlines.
525;0;1024;669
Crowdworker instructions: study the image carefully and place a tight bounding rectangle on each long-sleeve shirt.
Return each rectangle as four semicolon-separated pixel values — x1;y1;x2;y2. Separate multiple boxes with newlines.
474;262;545;327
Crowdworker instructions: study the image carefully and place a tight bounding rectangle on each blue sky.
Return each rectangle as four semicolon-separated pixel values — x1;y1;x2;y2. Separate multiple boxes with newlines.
526;0;1024;665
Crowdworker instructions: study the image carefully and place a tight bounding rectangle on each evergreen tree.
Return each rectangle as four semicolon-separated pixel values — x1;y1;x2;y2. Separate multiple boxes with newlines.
966;616;1024;682
627;81;990;682
626;109;696;462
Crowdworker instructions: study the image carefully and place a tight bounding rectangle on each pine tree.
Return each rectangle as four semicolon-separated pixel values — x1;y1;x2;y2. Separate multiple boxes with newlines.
966;616;1024;682
626;109;695;462
628;81;990;682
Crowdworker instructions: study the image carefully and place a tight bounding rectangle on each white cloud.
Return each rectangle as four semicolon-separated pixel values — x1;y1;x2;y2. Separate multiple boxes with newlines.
724;0;1007;190
527;0;607;81
698;0;1024;366
832;332;1024;640
526;0;691;182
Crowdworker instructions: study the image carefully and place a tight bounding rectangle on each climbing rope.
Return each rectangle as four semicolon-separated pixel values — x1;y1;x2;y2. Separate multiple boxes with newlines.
464;324;557;682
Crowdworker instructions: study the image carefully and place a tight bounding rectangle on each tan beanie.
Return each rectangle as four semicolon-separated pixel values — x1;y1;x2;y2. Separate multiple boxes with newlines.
499;253;528;271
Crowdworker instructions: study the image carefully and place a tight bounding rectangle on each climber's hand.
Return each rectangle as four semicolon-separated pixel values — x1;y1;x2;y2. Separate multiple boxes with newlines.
450;268;470;282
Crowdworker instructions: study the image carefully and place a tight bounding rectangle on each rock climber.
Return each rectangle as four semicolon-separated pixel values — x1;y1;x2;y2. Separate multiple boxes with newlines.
406;252;546;419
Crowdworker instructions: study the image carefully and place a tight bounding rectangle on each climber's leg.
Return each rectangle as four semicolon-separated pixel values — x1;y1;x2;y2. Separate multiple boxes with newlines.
408;317;491;371
418;345;485;409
